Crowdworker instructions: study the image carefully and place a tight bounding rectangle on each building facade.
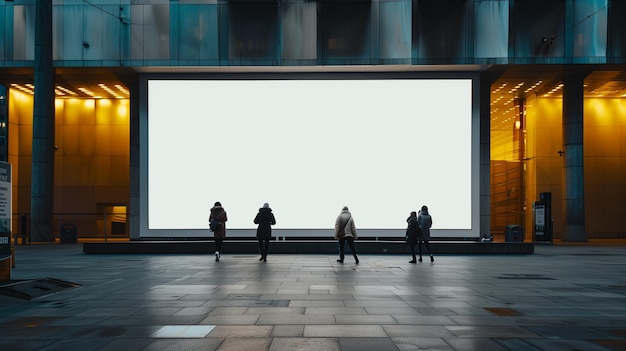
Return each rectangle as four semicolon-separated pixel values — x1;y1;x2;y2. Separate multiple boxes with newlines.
1;0;625;241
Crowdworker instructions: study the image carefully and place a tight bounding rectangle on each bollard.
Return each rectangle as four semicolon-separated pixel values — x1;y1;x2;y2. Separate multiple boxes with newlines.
11;245;15;268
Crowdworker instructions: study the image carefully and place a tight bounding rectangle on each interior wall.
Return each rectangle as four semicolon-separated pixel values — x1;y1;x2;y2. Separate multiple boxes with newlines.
584;97;626;239
525;96;564;239
8;90;33;227
526;95;626;240
9;89;130;238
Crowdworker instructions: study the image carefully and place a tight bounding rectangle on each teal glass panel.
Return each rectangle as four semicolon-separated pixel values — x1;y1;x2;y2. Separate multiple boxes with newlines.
572;0;607;58
474;0;509;58
131;4;170;61
281;1;317;61
318;1;371;64
0;5;6;60
229;2;279;61
379;0;411;60
12;5;35;61
176;4;219;61
413;0;467;61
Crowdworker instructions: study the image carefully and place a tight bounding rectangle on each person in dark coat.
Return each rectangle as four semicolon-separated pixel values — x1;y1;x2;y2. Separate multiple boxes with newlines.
254;203;276;262
417;205;434;262
209;201;228;262
406;211;421;263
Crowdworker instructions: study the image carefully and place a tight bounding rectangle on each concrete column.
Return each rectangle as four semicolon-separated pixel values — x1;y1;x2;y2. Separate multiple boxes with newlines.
561;75;587;242
480;67;506;239
479;74;492;239
129;81;140;240
30;0;55;242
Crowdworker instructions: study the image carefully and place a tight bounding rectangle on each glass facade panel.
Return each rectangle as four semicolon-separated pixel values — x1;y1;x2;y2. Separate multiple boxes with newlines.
572;0;607;59
0;5;6;60
318;1;371;64
474;0;508;58
12;5;35;61
229;2;279;62
176;4;219;61
512;0;565;60
131;4;170;60
1;0;622;65
413;0;467;61
57;6;84;60
378;0;411;61
607;0;626;61
95;5;127;61
281;1;317;61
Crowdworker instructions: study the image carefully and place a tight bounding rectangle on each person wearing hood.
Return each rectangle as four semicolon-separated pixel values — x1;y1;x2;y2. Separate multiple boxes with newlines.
254;203;276;262
209;201;228;262
406;211;421;263
334;206;359;264
417;205;434;263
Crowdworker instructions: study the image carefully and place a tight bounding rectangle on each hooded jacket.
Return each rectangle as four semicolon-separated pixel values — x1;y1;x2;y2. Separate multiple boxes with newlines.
406;213;420;245
334;208;357;240
254;207;276;239
209;205;228;238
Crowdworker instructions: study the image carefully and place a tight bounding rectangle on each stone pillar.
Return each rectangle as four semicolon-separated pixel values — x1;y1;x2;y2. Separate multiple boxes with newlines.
30;0;55;242
479;74;492;240
480;67;506;239
129;81;140;240
561;75;587;242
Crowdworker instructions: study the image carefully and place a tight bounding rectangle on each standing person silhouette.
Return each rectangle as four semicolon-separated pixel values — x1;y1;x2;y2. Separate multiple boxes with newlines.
334;206;359;264
417;205;434;262
209;201;227;262
406;211;420;263
254;202;276;262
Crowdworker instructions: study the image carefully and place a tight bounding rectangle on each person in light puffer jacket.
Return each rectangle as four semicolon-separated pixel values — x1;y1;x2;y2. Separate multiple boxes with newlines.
334;206;359;264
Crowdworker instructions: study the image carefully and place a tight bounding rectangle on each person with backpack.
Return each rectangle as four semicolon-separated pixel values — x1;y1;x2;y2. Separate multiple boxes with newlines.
406;211;421;263
417;205;434;262
209;201;228;262
334;206;359;264
254;202;276;262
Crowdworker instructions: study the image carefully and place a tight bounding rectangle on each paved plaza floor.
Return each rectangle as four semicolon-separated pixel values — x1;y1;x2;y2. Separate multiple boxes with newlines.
1;243;625;351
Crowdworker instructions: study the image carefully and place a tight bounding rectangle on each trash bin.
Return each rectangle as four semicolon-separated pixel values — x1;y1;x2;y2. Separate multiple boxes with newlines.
504;225;523;242
60;224;77;244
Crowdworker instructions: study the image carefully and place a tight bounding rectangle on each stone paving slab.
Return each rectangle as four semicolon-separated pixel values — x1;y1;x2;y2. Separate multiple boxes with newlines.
1;244;625;350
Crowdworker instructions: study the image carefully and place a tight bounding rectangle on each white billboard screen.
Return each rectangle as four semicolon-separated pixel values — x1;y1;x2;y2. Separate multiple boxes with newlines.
143;78;478;238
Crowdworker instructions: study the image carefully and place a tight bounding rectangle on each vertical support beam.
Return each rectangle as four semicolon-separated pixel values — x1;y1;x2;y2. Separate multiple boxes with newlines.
562;74;587;242
129;81;140;240
479;76;491;239
474;65;508;238
479;68;506;239
30;0;55;242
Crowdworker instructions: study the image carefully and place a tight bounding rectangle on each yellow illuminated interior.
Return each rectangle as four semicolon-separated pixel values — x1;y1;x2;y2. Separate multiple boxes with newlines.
494;93;626;240
8;88;130;238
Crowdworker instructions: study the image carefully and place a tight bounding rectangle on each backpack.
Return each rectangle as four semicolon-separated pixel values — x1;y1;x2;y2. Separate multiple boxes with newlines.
209;219;221;232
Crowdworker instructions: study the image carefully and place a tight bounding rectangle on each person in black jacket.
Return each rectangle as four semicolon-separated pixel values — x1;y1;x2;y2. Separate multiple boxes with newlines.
209;201;228;262
254;203;276;262
406;211;421;263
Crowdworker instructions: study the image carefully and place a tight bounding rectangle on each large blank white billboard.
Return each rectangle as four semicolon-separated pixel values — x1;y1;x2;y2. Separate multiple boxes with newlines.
141;77;479;238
